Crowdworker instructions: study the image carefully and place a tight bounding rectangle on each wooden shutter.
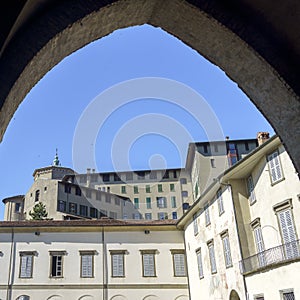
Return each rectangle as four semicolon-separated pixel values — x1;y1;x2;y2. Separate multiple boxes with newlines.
143;254;155;277
268;151;283;183
112;254;124;277
20;255;32;278
196;250;204;278
81;254;93;277
173;253;186;276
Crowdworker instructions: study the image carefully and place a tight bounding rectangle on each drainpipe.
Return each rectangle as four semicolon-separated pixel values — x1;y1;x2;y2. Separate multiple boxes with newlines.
102;227;108;300
6;228;15;300
227;183;249;300
182;229;192;300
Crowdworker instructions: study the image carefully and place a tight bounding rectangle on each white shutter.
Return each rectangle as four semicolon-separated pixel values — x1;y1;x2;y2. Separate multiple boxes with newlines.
208;244;217;273
81;255;93;277
20;255;33;278
268;151;283;183
217;190;224;214
143;254;155;277
205;205;210;225
173;253;186;276
247;176;256;203
254;226;266;266
222;236;232;267
112;254;124;277
196;250;204;278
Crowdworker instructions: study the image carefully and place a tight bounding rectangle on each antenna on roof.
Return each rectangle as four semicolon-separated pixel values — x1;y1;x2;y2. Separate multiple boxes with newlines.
53;148;60;166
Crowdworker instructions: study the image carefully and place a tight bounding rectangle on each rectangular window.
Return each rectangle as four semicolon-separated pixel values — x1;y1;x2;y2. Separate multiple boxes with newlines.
150;172;157;179
102;173;110;182
133;212;141;219
110;251;125;277
105;194;111;203
75;186;81;196
141;251;156;277
19;252;35;278
134;185;139;194
80;251;95;278
210;159;216;168
267;150;284;184
281;291;295;300
217;189;224;215
158;184;163;192
69;202;77;214
163;170;169;179
247;175;256;204
80;205;88;216
193;213;199;235
96;190;101;200
58;200;66;212
146;197;152;209
146;185;151;193
157;212;168;220
134;198;139;209
145;213;152;220
114;173;121;182
126;173;133;181
181;191;188;198
172;212;177;219
35;190;40;202
49;251;66;278
114;197;120;206
170;183;175;192
121;186;126;194
15;202;21;213
86;189;92;198
180;178;187;184
173;170;178;178
90;207;98;218
156;197;167;208
196;249;204;279
205;204;210;226
252;220;266;267
136;171;145;180
171;250;187;277
221;232;232;267
64;184;71;194
171;196;177;208
208;241;217;273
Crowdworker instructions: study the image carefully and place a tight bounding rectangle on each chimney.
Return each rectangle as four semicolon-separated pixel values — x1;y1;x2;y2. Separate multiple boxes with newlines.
257;132;270;146
226;136;230;140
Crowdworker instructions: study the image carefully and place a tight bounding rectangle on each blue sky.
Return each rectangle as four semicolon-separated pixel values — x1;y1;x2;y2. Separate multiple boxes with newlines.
0;25;274;219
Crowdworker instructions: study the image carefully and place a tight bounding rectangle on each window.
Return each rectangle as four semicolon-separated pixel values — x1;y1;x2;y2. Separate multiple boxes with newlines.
173;170;178;178
134;198;139;209
145;213;152;220
64;184;71;194
254;295;264;300
247;175;256;204
208;241;217;273
80;205;88;216
195;182;199;198
217;189;224;215
114;197;120;206
171;196;177;208
171;250;187;276
80;251;96;278
275;203;298;259
181;191;188;197
170;183;175;192
204;204;210;226
172;212;177;219
141;250;156;277
90;207;98;218
96;190;101;200
203;144;208;153
49;251;66;278
19;252;35;278
121;186;126;194
102;173;110;182
57;200;66;212
107;186;110;193
133;212;141;219
15;202;21;213
86;189;91;198
44;186;47;192
110;250;126;277
69;202;77;214
196;249;204;279
75;186;81;196
114;173;121;182
158;184;163;192
214;144;219;152
146;185;151;193
180;178;187;184
267;150;284;184
210;158;216;168
251;219;266;267
134;185;139;194
193;213;199;235
158;212;168;220
136;171;145;180
281;290;295;300
221;231;232;267
105;194;111;203
156;197;167;208
150;172;157;179
146;197;152;209
16;296;30;300
162;170;169;179
35;190;40;202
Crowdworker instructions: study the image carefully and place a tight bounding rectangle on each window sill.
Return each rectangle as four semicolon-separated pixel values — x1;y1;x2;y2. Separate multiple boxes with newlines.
270;177;285;186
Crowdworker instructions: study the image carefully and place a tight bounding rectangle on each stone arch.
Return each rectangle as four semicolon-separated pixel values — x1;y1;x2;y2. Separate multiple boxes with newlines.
174;296;189;300
110;295;127;300
0;0;299;172
78;296;94;300
229;290;241;300
143;296;159;300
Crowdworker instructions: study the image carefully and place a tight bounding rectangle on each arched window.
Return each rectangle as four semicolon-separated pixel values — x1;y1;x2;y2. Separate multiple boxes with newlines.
16;295;30;300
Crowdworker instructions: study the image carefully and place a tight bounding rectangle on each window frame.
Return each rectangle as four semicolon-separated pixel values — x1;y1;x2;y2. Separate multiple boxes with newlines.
79;250;96;278
267;149;284;185
217;189;224;215
19;251;36;278
221;231;233;268
196;248;204;279
171;249;187;277
110;250;126;277
207;240;217;274
247;175;256;205
49;251;66;278
140;250;157;277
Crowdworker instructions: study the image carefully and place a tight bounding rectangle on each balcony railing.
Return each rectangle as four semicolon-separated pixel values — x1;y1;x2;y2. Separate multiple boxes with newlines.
239;240;300;274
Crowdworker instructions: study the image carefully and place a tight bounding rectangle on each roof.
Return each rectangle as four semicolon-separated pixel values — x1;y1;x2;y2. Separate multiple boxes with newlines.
32;165;75;177
2;194;24;204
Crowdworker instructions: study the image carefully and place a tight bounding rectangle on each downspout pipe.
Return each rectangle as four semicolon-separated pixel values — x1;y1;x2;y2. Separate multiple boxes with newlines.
6;228;15;300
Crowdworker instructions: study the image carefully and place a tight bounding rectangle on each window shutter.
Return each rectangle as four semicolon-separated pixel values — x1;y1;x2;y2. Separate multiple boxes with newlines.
112;254;124;277
143;254;155;276
20;255;32;278
196;250;204;278
81;255;93;277
208;244;217;273
279;209;297;243
268;151;283;183
247;176;256;203
254;226;265;253
223;236;232;267
173;253;186;276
